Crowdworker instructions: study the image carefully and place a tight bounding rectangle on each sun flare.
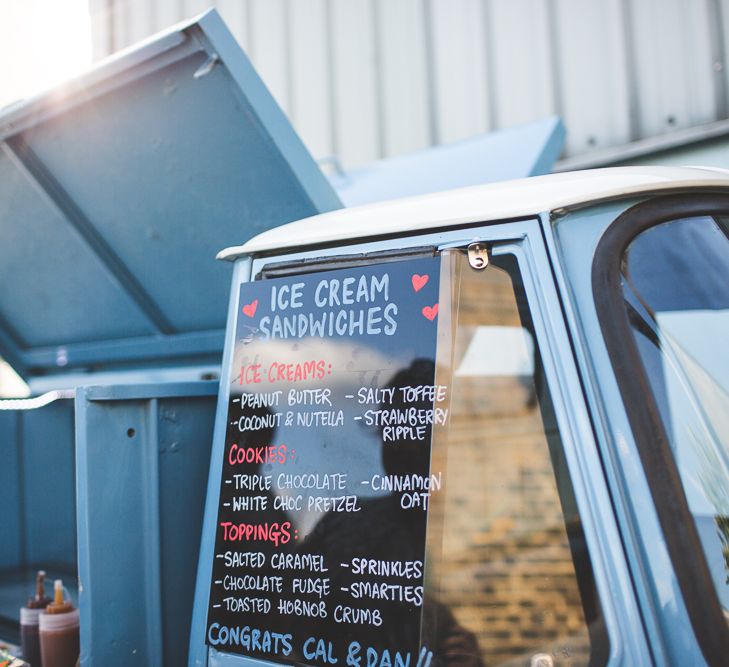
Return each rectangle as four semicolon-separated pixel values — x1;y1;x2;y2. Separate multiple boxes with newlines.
0;0;92;109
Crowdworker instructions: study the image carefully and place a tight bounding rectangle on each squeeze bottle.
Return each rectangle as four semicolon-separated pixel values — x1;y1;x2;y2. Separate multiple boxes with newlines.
20;570;51;665
38;580;79;667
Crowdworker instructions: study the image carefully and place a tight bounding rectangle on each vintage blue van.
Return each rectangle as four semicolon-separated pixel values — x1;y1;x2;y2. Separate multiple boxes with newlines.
187;166;729;667
0;10;727;667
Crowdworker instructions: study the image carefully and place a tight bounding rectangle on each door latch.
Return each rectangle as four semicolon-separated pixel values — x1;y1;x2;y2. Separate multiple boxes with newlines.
467;242;489;270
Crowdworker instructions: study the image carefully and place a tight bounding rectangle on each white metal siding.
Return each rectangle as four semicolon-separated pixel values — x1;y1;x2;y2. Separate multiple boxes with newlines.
288;0;333;160
551;0;632;155
488;0;555;133
628;0;716;137
376;0;432;157
429;0;490;144
88;0;729;170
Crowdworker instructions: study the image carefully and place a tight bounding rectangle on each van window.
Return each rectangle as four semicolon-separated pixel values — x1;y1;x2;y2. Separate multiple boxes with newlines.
423;251;606;666
620;215;729;618
208;250;606;666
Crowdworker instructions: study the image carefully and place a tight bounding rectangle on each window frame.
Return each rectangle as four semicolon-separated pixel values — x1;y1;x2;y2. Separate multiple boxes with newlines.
190;218;648;667
592;193;729;667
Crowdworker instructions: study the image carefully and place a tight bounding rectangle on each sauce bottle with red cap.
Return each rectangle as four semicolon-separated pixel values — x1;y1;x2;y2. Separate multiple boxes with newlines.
20;570;52;665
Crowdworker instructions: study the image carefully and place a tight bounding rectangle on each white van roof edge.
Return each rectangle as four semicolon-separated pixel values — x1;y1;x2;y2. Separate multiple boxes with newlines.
218;166;729;260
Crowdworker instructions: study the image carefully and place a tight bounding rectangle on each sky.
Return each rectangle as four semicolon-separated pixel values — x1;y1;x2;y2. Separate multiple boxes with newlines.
0;0;92;109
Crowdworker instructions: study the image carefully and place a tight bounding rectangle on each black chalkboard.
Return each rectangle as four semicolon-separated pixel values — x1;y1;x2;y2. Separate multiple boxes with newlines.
206;256;443;666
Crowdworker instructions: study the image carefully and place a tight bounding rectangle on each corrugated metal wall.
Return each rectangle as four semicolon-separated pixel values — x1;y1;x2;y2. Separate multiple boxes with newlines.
88;0;729;170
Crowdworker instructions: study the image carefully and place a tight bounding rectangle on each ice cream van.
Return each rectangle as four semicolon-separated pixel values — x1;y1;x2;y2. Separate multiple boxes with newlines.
188;167;729;667
1;11;727;667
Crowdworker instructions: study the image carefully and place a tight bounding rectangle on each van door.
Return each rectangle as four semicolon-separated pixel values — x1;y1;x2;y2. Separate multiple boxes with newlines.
190;219;650;667
587;194;729;666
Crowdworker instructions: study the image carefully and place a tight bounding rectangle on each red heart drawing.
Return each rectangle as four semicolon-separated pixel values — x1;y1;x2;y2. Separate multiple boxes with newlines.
422;304;439;321
411;274;429;292
242;299;258;317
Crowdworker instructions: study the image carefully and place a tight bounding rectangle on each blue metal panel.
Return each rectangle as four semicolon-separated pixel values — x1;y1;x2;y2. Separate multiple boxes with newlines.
22;331;225;379
0;400;76;643
158;395;220;667
21;401;76;568
76;381;217;667
0;411;21;570
0;149;156;348
330;117;565;206
0;9;341;382
0;401;75;571
189;260;250;667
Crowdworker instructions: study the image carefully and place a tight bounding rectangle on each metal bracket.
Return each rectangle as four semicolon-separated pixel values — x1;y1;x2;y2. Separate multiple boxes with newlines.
467;242;489;270
194;53;220;79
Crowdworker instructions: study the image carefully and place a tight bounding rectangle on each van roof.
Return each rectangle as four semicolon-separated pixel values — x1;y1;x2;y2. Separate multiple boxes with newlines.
218;166;729;260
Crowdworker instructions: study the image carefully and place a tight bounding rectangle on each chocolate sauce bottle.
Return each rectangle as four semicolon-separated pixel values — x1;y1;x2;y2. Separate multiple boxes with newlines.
38;580;79;667
20;570;51;666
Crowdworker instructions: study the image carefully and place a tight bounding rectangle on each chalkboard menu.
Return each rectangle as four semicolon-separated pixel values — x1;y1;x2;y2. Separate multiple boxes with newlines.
207;256;444;666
